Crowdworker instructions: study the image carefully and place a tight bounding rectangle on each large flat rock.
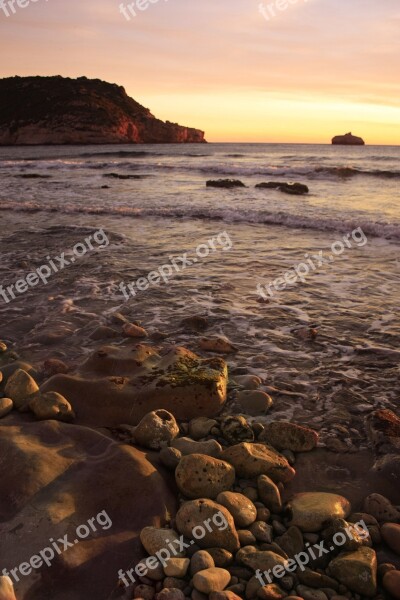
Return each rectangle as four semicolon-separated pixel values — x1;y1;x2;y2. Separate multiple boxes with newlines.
41;345;228;426
0;419;177;600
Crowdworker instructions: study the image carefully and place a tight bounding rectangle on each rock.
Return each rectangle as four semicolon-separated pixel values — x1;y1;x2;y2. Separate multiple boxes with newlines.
216;492;257;528
257;475;282;513
274;526;304;558
191;551;215;575
286;493;351;532
0;576;17;600
206;180;246;189
232;375;262;390
90;325;119;340
134;584;156;600
238;530;257;545
43;358;69;377
383;570;400;599
189;417;218;440
366;408;400;453
259;422;318;452
140;527;185;557
278;183;309;196
298;569;339;590
42;345;228;425
220;416;254;444
134;410;179;450
0;419;177;600
0;398;13;418
200;337;238;354
255;182;309;195
381;523;400;554
236;546;288;573
0;76;206;145
172;437;222;457
372;453;400;483
123;322;148;338
237;391;273;416
328;547;377;596
210;592;243;600
331;132;365;145
363;493;400;523
206;548;233;568
296;586;328;600
175;499;240;552
160;447;182;470
257;583;286;599
175;454;235;499
0;342;7;353
221;443;295;483
249;521;273;543
28;391;75;422
4;368;39;409
321;518;370;551
181;316;209;332
156;589;185;600
193;568;231;593
164;558;190;578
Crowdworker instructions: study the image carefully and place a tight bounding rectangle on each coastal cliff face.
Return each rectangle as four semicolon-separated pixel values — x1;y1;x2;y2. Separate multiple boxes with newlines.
332;132;365;146
0;76;206;145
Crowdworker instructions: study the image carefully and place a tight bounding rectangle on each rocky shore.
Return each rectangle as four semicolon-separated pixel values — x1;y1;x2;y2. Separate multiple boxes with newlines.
0;318;399;600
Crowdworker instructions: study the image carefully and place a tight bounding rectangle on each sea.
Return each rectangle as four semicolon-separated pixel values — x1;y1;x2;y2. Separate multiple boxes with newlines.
0;143;399;444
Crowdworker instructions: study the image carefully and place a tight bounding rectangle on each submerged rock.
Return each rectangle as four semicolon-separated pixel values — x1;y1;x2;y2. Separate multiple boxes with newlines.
221;442;295;483
200;337;238;354
255;182;309;195
286;492;351;532
41;345;228;426
134;409;179;449
206;180;246;189
175;454;235;499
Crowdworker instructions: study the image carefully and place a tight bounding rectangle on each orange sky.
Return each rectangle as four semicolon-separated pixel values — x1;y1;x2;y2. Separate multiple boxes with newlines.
1;0;399;143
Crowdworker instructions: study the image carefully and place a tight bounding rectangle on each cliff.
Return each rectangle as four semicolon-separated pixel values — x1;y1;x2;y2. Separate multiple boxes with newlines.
332;132;365;146
0;76;206;145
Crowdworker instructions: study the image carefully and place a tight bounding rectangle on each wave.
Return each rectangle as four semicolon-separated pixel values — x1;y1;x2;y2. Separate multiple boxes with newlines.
1;201;399;240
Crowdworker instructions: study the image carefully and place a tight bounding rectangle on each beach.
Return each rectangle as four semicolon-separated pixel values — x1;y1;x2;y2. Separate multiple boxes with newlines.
0;143;400;599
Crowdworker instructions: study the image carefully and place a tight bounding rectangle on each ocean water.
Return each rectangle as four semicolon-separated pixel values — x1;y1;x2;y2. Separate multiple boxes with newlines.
0;143;399;447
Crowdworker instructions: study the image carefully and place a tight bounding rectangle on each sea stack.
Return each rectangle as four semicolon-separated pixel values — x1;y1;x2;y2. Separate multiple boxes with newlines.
332;132;365;145
0;76;206;145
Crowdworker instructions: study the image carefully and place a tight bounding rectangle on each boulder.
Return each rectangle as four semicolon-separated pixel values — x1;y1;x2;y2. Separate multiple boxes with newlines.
175;499;240;552
221;443;295;483
164;558;190;578
175;454;235;499
331;132;365;145
134;410;179;450
41;345;228;426
328;547;377;596
286;492;351;532
189;417;218;440
259;422;318;452
190;550;215;575
216;492;258;528
363;493;400;523
193;568;231;593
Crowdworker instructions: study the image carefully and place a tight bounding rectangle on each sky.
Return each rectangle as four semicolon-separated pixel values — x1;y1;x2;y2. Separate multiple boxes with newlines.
1;0;399;144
